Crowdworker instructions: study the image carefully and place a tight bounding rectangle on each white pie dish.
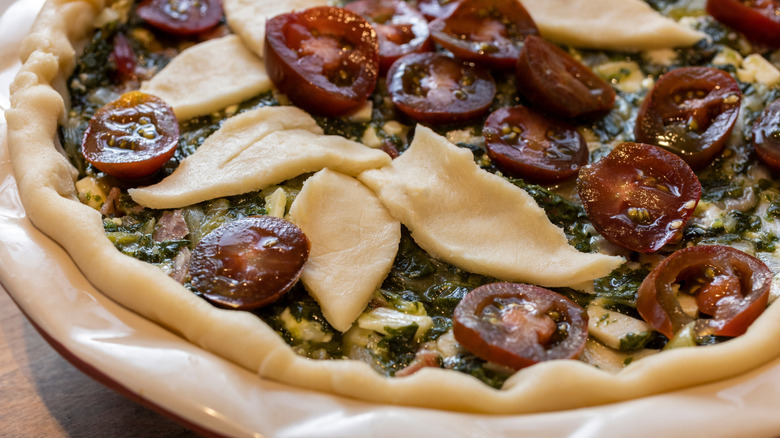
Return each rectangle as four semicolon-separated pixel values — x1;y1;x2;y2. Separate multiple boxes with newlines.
4;0;780;436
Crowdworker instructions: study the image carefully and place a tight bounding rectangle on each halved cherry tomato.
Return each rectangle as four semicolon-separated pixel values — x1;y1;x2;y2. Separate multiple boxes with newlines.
417;0;461;21
189;216;310;310
453;283;588;370
137;0;224;36
577;142;701;253
707;0;780;47
345;0;433;74
82;91;179;180
429;0;538;70
752;98;780;171
387;52;496;124
111;33;136;82
264;7;379;116
516;35;615;119
637;245;771;339
483;106;588;183
634;66;741;170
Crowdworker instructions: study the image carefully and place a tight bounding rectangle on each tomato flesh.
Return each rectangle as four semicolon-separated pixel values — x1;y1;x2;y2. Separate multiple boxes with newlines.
345;0;433;74
577;142;702;253
483;106;588;184
453;283;588;370
82;91;179;180
516;35;615;119
387;52;496;124
264;7;379;116
137;0;223;36
707;0;780;47
429;0;538;70
752;97;780;171
189;216;310;310
417;0;461;21
637;245;771;339
635;66;741;170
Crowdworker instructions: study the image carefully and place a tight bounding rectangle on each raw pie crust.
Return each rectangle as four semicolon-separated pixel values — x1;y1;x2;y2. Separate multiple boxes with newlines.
7;0;780;414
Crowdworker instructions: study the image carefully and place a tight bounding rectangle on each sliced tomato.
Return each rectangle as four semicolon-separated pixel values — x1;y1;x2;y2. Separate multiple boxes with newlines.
483;106;588;183
707;0;780;47
635;66;741;170
429;0;538;70
752;97;780;171
387;52;496;124
345;0;433;74
264;7;379;117
417;0;461;21
637;245;771;339
111;33;136;82
137;0;224;36
453;283;588;370
516;35;615;119
82;91;179;180
189;216;310;310
577;142;701;253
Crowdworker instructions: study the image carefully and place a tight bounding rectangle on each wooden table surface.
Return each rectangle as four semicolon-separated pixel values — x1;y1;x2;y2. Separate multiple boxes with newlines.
0;285;200;437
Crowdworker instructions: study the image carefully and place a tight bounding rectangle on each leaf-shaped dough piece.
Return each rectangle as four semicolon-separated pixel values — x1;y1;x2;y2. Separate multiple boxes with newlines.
358;126;624;288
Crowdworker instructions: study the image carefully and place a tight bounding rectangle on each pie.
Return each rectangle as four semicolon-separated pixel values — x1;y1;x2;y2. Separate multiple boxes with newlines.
7;0;780;414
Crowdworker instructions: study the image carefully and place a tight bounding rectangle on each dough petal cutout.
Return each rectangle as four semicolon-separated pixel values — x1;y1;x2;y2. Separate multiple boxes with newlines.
358;125;624;288
140;35;272;120
129;106;391;209
289;169;401;332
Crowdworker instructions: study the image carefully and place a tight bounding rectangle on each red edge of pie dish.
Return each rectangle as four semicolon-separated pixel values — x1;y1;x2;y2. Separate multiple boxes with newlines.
1;287;227;438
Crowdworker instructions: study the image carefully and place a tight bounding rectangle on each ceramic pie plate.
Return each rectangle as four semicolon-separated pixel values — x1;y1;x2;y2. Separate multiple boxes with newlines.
4;1;780;436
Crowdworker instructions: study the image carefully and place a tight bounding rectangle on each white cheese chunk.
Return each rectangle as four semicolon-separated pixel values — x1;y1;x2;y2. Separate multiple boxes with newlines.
737;54;780;87
587;304;652;351
129;106;391;209
223;0;329;57
289;169;401;332
357;307;433;341
520;0;705;50
358;126;624;288
140;35;272;120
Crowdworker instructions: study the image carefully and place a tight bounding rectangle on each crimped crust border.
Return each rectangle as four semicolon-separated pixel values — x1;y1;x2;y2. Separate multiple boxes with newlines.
6;0;780;414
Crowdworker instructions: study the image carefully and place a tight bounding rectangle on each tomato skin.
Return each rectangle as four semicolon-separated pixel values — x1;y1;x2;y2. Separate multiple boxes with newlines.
707;0;780;47
264;7;379;117
516;35;615;119
189;216;310;310
752;98;780;171
137;0;224;36
483;106;588;184
453;283;588;370
635;66;741;170
345;0;433;74
637;245;771;339
387;52;496;124
429;0;538;70
577;142;701;253
82;91;179;180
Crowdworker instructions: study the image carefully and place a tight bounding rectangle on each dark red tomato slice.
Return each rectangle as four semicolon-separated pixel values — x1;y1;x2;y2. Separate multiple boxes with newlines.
137;0;223;36
189;216;310;310
264;7;379;117
634;66;741;170
429;0;538;70
637;245;771;339
417;0;461;21
387;52;496;124
82;91;179;180
752;98;780;171
453;283;588;370
516;35;616;119
345;0;433;74
577;142;702;253
707;0;780;47
483;106;588;184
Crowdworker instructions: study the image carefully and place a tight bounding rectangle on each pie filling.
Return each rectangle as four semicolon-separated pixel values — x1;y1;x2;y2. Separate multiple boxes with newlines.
62;0;780;387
